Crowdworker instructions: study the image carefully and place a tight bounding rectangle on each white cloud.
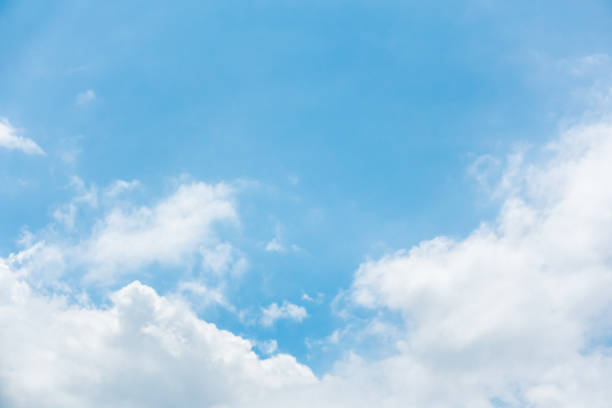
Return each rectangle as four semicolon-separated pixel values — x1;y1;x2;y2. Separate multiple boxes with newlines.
343;121;612;407
265;224;286;252
10;180;241;286
104;179;140;198
200;242;248;276
176;281;235;311
0;118;45;155
81;181;238;282
53;176;98;229
3;119;612;407
195;119;612;408
260;301;308;327
265;237;284;252
258;339;279;356
301;292;324;304
265;224;300;253
76;89;96;106
0;262;316;408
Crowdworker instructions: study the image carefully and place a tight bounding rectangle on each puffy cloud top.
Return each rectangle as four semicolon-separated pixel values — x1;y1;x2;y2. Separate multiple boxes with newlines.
0;261;316;408
2;122;612;407
348;123;612;407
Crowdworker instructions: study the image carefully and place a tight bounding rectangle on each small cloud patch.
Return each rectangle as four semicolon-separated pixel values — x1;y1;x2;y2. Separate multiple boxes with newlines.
76;89;96;106
0;118;45;155
260;301;307;327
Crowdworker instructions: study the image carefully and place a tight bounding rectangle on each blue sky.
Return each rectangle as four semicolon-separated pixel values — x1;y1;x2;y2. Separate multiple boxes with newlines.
2;1;612;406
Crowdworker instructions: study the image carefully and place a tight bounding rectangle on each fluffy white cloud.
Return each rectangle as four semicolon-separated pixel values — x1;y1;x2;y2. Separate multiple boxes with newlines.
80;181;238;282
0;118;45;155
0;261;316;408
344;121;612;407
209;120;612;408
3;120;612;407
261;301;308;327
7;179;244;294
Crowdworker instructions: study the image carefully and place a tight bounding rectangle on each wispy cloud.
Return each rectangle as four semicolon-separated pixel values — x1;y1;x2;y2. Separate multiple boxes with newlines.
260;301;307;327
265;224;300;253
265;237;284;252
301;292;324;304
76;89;96;106
257;339;279;355
104;179;141;198
0;118;45;155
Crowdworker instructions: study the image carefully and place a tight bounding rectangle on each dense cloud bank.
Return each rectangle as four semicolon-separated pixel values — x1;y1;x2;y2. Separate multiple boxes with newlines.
0;263;315;407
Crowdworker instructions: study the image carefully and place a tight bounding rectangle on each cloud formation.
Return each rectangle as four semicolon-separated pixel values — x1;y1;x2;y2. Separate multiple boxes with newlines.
81;181;237;282
9;180;241;286
0;262;316;408
345;121;612;407
260;301;308;327
0;118;45;155
2;120;612;407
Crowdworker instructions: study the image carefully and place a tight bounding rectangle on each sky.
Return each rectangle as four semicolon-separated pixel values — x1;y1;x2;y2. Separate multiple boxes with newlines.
2;1;612;407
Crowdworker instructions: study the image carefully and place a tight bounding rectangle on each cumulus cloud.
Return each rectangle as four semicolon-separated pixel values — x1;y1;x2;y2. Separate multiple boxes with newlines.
344;121;612;407
10;180;241;286
0;261;316;408
79;182;237;282
194;119;612;408
0;118;45;155
3;120;612;407
261;301;308;327
86;182;237;283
